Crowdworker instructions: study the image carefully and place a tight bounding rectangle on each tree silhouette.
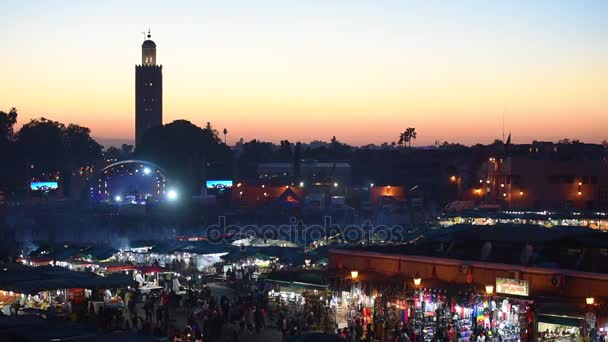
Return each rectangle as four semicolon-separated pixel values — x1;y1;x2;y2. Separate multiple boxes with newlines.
0;108;19;194
237;139;275;177
0;107;18;144
103;146;122;162
137;120;233;195
277;140;292;161
121;144;134;156
15;117;101;196
398;127;417;147
204;121;221;143
103;144;134;162
63;124;103;166
18;118;68;171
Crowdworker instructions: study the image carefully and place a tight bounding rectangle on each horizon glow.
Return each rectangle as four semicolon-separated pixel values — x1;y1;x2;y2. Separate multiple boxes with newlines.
0;0;606;147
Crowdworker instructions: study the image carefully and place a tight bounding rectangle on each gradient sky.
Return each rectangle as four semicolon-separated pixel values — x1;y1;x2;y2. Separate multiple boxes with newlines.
0;0;606;147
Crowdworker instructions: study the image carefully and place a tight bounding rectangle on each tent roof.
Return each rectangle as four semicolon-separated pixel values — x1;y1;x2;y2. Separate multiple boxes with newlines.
222;246;305;265
28;244;118;261
0;264;134;294
148;240;234;255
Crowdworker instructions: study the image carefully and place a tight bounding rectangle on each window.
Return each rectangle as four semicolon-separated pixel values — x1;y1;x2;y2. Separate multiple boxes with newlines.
511;175;521;185
562;175;575;184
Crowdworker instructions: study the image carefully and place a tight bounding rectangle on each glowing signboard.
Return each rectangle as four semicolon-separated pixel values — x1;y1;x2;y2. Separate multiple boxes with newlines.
495;278;529;297
206;180;233;189
30;181;59;191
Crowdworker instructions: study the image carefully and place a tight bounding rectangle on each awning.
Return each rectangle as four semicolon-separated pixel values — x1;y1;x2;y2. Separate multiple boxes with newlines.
0;264;135;294
536;299;585;327
537;314;583;327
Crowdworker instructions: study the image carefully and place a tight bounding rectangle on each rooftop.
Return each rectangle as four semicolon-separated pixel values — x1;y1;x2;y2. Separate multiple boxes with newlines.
334;224;608;274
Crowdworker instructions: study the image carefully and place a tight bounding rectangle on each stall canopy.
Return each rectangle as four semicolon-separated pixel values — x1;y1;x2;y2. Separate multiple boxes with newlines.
99;262;137;273
536;300;585;327
266;270;329;289
28;244;118;262
0;264;135;294
144;240;234;256
222;246;305;265
136;265;166;274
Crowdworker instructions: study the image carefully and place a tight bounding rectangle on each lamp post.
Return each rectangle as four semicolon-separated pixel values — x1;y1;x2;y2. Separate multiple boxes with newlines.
486;285;494;335
413;273;422;288
350;270;359;309
585;297;595;339
413;273;422;338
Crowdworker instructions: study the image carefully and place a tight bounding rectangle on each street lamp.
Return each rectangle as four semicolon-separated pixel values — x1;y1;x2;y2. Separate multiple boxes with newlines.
413;273;422;287
586;297;595;305
486;285;495;333
350;270;359;281
485;285;494;295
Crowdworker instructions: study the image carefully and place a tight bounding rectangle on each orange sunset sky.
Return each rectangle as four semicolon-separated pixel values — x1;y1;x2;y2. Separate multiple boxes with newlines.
0;1;606;147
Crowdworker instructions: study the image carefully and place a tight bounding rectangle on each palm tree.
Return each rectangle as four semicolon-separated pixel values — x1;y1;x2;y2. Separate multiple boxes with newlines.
406;127;417;147
223;128;228;145
398;127;417;148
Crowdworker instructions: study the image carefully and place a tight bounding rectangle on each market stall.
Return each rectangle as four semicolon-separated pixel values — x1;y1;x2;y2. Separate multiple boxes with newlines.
0;264;134;316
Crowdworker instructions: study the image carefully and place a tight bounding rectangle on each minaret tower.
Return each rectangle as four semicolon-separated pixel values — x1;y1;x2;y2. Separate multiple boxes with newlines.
135;29;163;148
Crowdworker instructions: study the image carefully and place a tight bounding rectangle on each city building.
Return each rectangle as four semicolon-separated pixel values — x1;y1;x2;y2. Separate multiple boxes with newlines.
231;182;304;209
468;142;608;210
257;161;351;187
135;30;163;147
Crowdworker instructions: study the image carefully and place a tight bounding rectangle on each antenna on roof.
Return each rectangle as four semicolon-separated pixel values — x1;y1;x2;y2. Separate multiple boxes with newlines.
147;28;151;39
501;110;506;143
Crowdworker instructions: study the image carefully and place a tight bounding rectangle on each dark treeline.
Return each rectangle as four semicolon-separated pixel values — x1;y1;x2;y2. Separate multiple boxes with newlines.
2;107;607;199
0;108;102;196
